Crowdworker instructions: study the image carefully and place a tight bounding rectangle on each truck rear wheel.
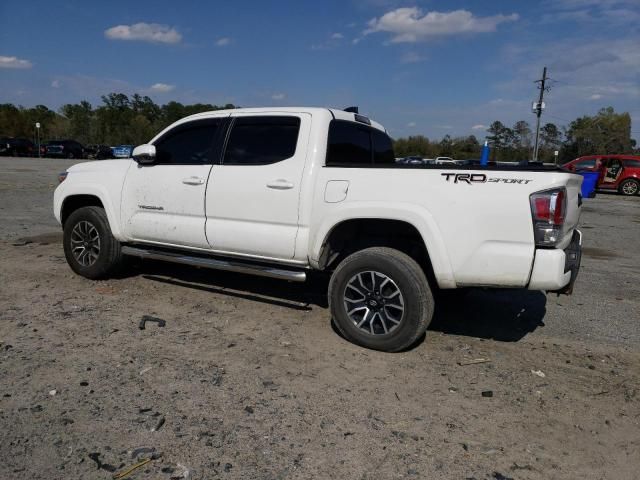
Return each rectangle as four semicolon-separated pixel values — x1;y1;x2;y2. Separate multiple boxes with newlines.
63;206;122;279
329;247;434;352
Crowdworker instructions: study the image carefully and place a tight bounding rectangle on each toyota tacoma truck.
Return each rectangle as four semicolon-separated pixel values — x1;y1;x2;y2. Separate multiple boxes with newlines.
54;107;583;352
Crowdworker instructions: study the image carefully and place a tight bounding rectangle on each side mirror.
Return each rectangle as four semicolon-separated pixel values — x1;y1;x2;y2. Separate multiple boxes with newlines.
132;144;156;165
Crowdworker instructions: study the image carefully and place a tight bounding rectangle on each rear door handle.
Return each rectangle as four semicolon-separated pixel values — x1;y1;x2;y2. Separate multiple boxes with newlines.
266;179;294;190
182;176;205;186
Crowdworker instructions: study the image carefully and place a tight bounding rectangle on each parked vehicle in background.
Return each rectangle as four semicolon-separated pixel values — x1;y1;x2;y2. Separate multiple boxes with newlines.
44;140;85;159
111;145;134;158
0;137;36;156
563;155;640;196
85;144;113;160
435;157;457;165
54;107;583;352
457;159;498;167
396;156;432;165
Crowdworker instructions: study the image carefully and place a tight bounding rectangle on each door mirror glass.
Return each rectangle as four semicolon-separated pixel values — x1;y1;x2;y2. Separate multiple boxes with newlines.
132;144;156;164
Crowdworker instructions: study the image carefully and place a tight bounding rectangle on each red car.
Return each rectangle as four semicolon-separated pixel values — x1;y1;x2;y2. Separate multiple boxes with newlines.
563;154;640;196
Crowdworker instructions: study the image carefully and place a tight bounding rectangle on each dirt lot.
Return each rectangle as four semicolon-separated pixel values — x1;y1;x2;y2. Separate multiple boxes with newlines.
1;157;639;480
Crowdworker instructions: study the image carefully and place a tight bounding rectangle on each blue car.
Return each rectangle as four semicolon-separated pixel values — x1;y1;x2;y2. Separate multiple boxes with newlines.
111;145;134;158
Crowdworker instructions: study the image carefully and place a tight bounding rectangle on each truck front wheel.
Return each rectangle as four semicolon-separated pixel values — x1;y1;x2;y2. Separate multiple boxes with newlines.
63;206;123;279
329;247;434;352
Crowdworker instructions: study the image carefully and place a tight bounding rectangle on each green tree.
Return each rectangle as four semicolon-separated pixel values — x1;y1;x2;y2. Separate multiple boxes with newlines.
512;120;532;160
563;107;633;161
0;94;237;147
486;121;516;161
452;135;481;159
438;134;454;156
393;135;433;157
60;101;94;144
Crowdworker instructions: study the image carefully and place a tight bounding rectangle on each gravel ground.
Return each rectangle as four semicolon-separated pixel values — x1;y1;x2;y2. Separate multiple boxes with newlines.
1;157;639;480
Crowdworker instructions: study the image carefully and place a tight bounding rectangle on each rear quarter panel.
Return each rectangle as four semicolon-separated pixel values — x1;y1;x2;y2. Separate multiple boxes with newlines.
308;167;582;288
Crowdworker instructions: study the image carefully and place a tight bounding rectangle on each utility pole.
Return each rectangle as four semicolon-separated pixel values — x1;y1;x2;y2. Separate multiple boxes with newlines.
532;66;548;163
36;122;41;158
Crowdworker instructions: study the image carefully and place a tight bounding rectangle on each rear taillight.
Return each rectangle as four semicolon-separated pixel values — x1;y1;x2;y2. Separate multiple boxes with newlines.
530;188;566;246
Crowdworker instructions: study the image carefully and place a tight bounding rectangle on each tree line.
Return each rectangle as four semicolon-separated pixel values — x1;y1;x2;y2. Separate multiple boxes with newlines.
0;93;236;147
394;107;636;163
0;94;636;163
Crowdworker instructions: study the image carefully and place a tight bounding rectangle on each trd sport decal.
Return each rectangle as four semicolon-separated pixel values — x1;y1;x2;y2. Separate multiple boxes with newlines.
441;173;533;185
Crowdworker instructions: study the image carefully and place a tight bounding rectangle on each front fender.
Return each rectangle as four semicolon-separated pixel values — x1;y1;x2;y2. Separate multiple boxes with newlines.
53;160;132;240
54;183;124;240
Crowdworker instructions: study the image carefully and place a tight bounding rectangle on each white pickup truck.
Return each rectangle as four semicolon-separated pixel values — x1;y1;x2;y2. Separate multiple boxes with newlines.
54;107;583;351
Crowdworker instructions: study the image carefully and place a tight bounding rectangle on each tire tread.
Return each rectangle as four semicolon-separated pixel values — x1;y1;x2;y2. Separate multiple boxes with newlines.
63;206;122;279
329;247;433;352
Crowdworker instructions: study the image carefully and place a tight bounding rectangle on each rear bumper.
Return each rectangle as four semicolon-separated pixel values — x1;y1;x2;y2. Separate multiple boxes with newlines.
528;229;582;294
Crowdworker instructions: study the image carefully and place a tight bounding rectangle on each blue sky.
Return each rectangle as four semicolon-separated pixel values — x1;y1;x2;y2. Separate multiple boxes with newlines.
1;0;639;139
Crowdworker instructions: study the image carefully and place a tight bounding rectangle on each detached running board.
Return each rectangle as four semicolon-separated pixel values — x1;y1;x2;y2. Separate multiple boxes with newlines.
121;245;307;282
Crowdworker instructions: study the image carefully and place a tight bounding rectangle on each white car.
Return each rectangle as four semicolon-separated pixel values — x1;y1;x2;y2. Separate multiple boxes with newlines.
434;156;457;165
54;107;583;351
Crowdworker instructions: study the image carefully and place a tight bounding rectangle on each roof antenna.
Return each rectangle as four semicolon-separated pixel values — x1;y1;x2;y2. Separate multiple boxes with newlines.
344;106;359;113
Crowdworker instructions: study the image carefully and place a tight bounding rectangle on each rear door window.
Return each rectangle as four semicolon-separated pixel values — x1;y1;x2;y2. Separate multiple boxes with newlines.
372;129;395;164
326;120;372;165
326;120;395;166
223;116;301;165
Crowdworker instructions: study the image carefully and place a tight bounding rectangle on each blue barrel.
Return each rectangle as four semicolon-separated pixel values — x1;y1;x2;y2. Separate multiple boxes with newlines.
578;171;599;198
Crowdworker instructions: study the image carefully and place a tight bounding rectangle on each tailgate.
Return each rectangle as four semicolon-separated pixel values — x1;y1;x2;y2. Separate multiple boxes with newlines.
557;172;583;249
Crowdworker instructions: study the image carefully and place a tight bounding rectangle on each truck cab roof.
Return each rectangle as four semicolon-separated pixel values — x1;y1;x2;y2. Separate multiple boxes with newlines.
179;107;387;133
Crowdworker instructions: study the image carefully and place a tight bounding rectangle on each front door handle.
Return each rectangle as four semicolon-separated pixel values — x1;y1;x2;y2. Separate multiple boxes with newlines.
182;176;205;186
266;179;294;190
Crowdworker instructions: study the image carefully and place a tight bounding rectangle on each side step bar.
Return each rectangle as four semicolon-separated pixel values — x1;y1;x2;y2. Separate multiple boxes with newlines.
121;246;307;282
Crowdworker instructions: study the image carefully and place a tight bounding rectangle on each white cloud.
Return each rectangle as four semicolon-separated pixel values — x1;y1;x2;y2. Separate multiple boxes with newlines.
149;83;175;93
550;0;635;10
51;79;61;88
472;124;487;130
407;121;416;127
589;94;603;100
0;55;33;69
400;51;425;64
541;0;640;25
499;37;640;102
215;37;232;46
312;32;347;50
105;23;182;44
271;93;286;101
364;8;519;43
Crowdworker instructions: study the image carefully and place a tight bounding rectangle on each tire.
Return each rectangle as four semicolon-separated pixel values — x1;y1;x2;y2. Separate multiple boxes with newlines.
329;247;434;352
63;206;123;279
619;178;639;196
67;152;75;159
